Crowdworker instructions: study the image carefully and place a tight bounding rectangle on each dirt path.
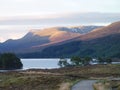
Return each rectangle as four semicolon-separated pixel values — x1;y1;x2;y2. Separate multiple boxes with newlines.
59;82;71;90
71;80;97;90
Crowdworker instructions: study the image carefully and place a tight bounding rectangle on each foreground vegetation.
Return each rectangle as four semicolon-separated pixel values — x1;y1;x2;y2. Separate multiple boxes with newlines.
93;79;120;90
0;71;78;90
0;64;120;90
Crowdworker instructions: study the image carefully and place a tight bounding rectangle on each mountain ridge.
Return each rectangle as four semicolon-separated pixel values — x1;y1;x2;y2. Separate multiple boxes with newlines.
0;25;100;53
77;21;120;41
19;21;120;58
0;21;120;58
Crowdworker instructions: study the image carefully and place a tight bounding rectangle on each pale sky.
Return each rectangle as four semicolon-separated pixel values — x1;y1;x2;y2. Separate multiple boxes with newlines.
0;0;120;42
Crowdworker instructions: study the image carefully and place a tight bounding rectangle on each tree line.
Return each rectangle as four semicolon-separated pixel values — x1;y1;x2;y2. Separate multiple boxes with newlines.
58;56;112;67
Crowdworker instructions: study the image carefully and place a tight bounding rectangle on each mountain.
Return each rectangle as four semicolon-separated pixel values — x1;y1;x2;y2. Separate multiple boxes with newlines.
55;26;100;34
78;21;120;40
0;26;100;54
20;21;120;58
0;32;50;53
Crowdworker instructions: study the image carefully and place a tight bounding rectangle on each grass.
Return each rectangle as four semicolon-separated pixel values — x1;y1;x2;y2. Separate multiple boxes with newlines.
0;74;61;90
93;79;120;90
0;64;120;90
0;72;79;90
46;64;120;78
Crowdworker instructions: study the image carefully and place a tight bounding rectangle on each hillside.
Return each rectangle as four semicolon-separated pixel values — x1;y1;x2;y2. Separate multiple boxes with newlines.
30;27;81;45
79;21;120;40
20;21;120;58
0;26;99;53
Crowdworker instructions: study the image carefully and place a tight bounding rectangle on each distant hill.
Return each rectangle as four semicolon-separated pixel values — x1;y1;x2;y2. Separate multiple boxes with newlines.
20;21;120;58
0;26;100;54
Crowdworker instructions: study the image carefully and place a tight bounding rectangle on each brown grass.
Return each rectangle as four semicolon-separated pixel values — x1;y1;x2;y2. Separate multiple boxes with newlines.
0;64;120;90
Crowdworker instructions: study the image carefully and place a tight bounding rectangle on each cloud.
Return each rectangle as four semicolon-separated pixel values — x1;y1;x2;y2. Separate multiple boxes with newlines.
0;25;50;42
0;12;120;42
0;37;4;42
0;31;26;42
0;13;120;25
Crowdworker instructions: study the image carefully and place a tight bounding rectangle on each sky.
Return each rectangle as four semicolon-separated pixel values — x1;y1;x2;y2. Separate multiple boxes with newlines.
0;0;120;42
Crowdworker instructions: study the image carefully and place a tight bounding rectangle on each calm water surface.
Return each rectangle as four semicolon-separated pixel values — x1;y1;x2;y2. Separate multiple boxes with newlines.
21;58;120;69
0;58;120;72
21;58;60;69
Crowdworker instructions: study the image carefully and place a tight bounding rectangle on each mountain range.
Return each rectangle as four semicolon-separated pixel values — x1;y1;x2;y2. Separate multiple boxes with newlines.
0;26;101;53
0;21;120;58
